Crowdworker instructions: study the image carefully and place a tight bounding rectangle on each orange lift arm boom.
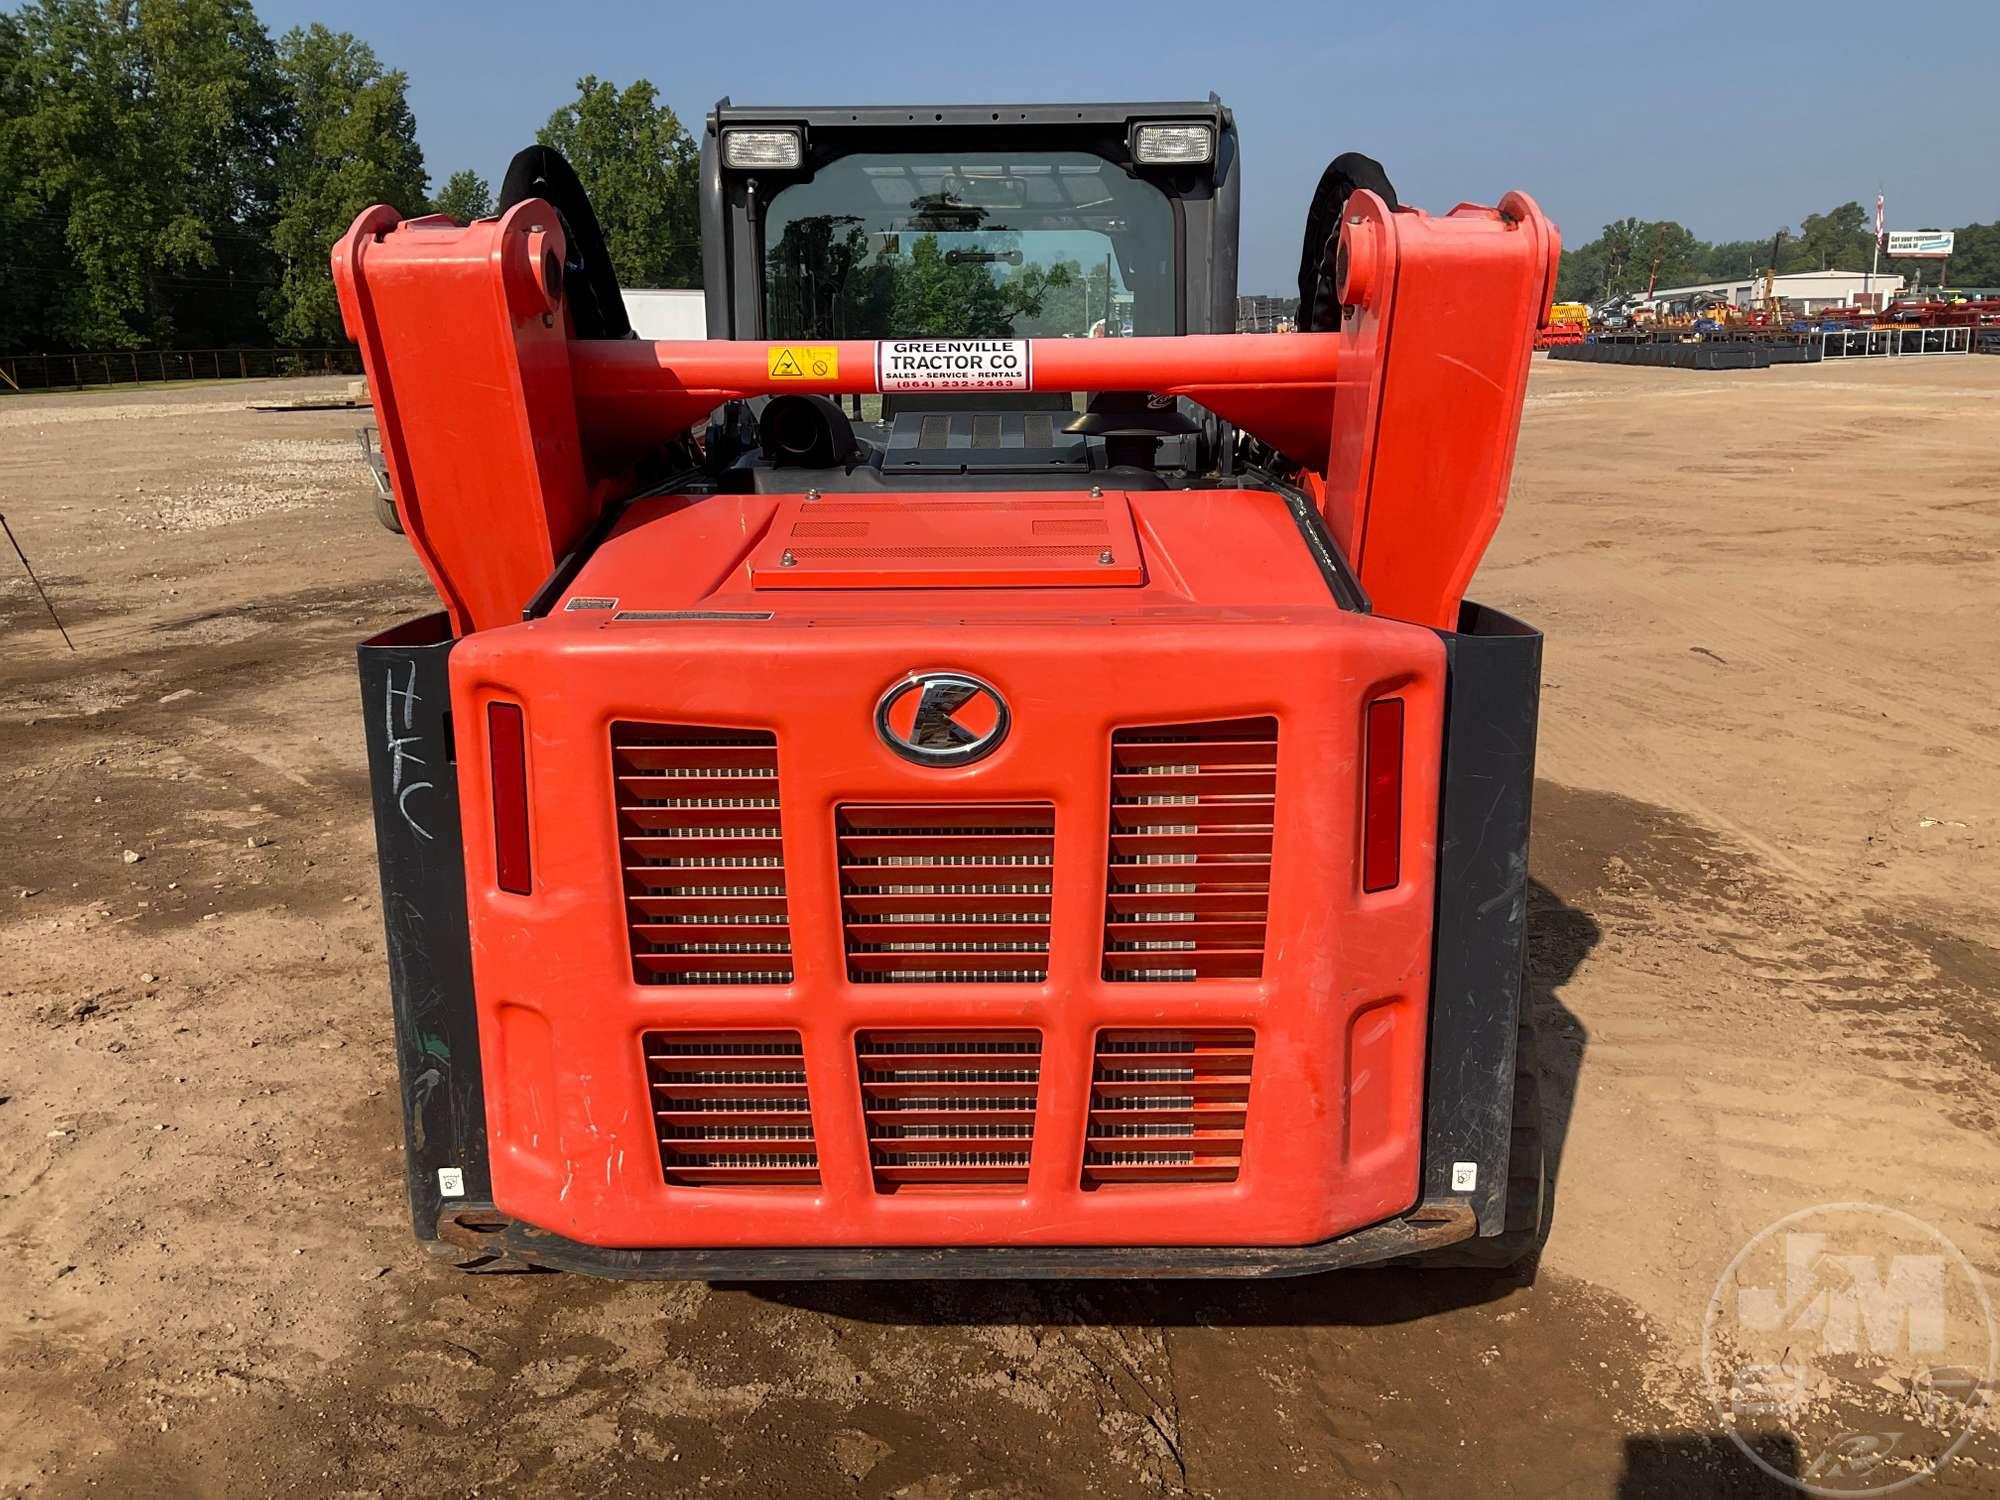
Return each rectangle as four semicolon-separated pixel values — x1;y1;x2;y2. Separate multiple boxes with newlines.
334;192;1557;636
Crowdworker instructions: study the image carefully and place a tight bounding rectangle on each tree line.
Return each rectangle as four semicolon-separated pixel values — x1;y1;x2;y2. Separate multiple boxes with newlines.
0;0;704;355
9;2;1993;355
764;210;1125;341
1557;202;2000;305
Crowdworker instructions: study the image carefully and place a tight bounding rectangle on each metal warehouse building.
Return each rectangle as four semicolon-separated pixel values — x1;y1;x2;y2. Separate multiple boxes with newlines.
1647;269;1906;314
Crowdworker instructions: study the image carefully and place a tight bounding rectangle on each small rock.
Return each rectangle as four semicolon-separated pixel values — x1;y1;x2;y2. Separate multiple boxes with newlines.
141;974;157;983
158;689;195;705
200;913;219;922
122;849;143;865
366;1265;391;1280
246;835;271;849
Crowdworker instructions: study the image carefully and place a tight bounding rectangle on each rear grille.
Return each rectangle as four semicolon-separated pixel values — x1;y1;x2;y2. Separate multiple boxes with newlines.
1082;1029;1254;1185
1103;717;1277;981
837;803;1053;983
612;723;792;985
856;1030;1041;1187
642;1032;819;1185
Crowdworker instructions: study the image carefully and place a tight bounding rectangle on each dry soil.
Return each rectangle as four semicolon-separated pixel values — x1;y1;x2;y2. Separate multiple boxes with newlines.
1;358;1997;1497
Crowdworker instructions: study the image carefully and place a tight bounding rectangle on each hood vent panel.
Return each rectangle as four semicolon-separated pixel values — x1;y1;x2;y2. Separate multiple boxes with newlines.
1083;1029;1254;1185
614;723;792;985
1104;717;1276;981
643;1031;819;1186
857;1030;1042;1188
838;803;1054;983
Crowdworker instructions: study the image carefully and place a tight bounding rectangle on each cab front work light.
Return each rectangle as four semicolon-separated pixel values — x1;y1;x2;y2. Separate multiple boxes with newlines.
1133;122;1214;165
721;127;803;170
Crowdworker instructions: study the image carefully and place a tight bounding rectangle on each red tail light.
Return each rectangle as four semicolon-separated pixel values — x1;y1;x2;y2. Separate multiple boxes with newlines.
488;702;531;894
1362;698;1403;892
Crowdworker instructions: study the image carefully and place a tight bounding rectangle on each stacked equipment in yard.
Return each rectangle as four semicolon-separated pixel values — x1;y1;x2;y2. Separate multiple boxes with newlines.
1534;302;1589;349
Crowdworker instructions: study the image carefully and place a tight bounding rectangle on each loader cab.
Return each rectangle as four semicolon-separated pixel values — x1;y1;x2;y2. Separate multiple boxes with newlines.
696;100;1241;491
699;99;1240;342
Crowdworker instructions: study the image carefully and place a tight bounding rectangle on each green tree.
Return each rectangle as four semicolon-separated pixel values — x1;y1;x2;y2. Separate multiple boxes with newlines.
765;213;880;338
1704;238;1770;282
1788;201;1870;272
1014;257;1105;337
537;76;698;288
765;216;1074;338
1;0;284;350
268;23;426;344
0;11;46;351
1940;222;2000;286
881;236;1072;337
430;169;494;223
887;235;1001;335
1555;218;1704;303
1881;221;2000;293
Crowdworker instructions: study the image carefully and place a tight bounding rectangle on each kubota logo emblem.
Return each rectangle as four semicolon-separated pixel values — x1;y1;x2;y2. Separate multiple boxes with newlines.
876;672;1009;766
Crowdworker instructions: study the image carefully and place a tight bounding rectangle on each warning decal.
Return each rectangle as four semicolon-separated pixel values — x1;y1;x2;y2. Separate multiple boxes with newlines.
767;344;838;380
876;339;1031;393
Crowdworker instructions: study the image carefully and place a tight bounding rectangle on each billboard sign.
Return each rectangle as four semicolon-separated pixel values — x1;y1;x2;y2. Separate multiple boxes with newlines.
1887;230;1955;258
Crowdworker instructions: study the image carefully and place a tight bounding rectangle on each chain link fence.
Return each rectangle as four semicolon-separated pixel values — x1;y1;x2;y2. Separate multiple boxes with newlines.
0;346;361;394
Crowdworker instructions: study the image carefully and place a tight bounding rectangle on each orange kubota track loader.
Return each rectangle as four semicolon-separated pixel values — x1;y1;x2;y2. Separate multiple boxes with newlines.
338;100;1558;1277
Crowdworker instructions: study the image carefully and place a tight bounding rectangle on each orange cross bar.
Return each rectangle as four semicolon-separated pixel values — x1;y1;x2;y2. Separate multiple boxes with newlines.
568;333;1340;468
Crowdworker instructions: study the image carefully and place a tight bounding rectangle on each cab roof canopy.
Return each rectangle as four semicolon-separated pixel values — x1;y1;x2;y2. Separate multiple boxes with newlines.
700;96;1239;339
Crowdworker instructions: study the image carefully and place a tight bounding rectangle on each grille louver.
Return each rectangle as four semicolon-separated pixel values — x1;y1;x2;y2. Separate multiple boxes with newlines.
1104;717;1277;980
1083;1029;1254;1185
642;1031;819;1185
837;803;1054;983
613;723;792;985
857;1030;1042;1188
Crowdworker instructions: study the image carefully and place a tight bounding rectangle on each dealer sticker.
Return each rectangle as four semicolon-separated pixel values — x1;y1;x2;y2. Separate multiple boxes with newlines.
876;339;1031;392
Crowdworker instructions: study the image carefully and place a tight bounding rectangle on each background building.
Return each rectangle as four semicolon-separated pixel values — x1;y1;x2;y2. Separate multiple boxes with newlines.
1237;294;1297;332
1646;269;1905;314
622;288;707;340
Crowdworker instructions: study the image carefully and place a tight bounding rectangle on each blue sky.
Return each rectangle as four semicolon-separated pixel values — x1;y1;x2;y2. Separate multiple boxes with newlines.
260;0;1993;293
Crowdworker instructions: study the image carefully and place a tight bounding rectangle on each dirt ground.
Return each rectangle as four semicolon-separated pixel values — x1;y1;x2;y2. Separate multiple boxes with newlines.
2;357;1997;1498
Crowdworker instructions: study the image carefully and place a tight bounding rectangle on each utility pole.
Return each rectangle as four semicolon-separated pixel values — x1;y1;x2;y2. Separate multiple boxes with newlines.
1643;223;1668;302
1867;190;1882;302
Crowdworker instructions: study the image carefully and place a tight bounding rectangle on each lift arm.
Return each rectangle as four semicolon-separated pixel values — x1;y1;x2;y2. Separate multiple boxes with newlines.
333;192;1556;634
